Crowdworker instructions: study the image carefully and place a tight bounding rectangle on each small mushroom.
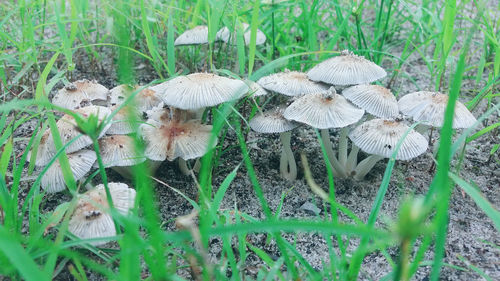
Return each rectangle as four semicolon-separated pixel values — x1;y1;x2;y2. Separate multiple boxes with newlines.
109;84;162;113
41;150;97;193
284;87;364;177
106;105;142;135
249;107;299;180
68;182;136;245
97;135;146;178
307;50;387;85
398;91;477;129
52;79;109;110
156;73;249;110
174;25;209;46
257;70;329;96
342;84;399;119
216;23;266;46
348;119;428;180
245;79;268;97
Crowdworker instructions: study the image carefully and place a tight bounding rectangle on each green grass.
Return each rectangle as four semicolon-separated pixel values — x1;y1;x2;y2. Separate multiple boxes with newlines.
0;0;499;280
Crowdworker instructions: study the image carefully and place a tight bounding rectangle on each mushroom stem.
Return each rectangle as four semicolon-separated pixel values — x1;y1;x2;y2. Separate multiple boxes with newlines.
345;144;360;175
338;127;349;166
178;158;191;175
279;131;297;180
320;129;346;177
353;155;384;180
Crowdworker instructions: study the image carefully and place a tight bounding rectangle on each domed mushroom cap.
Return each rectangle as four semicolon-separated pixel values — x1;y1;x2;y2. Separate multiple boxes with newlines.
68;182;135;245
283;88;365;129
158;73;249;110
349;119;428;160
257;70;329;96
250;107;299;133
216;23;266;46
107;105;142;135
246;79;268;97
41;150;97;193
398;91;477;129
29;130;55;166
97;135;146;167
109;84;161;113
52;79;109;110
174;25;209;46
307;50;387;85
140;111;217;161
342;84;398;119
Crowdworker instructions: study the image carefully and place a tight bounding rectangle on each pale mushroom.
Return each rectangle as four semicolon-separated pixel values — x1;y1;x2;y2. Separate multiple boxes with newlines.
174;25;209;46
216;23;266;46
307;50;387;86
249;107;299;180
109;84;162;113
257;70;329;96
68;182;136;245
41;150;97;193
349;119;428;180
52;79;109;110
97;135;146;178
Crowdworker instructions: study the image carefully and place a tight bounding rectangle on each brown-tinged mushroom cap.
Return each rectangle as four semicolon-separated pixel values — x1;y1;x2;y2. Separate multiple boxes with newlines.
174;25;209;46
342;84;399;119
109;84;161;113
97;135;146;167
349;119;428;160
140;109;216;161
398;91;477;129
107;105;142;135
257;70;329;96
52;79;109;110
307;50;387;85
283;88;365;129
157;73;249;110
249;107;299;133
41;150;97;193
68;182;135;245
216;23;266;46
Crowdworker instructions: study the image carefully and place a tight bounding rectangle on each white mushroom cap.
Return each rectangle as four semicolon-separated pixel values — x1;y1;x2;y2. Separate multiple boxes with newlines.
29;130;55;166
68;182;135;245
249;107;299;133
109;84;161;113
246;79;268;97
140;111;216;161
41;150;97;193
307;50;387;85
97;135;146;168
283;88;365;129
349;119;428;160
52;79;109;110
342;84;399;119
398;91;477;129
174;25;209;46
157;73;249;110
107;105;141;135
257;70;329;96
216;23;266;46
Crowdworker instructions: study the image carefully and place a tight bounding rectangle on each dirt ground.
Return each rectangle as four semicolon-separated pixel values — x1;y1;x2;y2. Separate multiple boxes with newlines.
7;3;500;280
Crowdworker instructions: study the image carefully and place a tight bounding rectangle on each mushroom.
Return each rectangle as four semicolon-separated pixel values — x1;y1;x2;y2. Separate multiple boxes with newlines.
257;70;329;96
30;105;111;166
106;105;142;135
307;50;387;86
68;182;136;245
52;79;109;110
41;150;97;193
341;84;399;173
174;25;209;46
109;84;162;113
156;73;249;110
398;91;476;129
283;87;364;177
249;107;299;180
348;119;428;180
140;107;216;175
97;135;147;179
245;79;268;97
216;23;266;46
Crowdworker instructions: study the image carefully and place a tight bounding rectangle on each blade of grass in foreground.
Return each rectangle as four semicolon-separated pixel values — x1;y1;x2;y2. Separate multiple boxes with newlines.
428;5;478;279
